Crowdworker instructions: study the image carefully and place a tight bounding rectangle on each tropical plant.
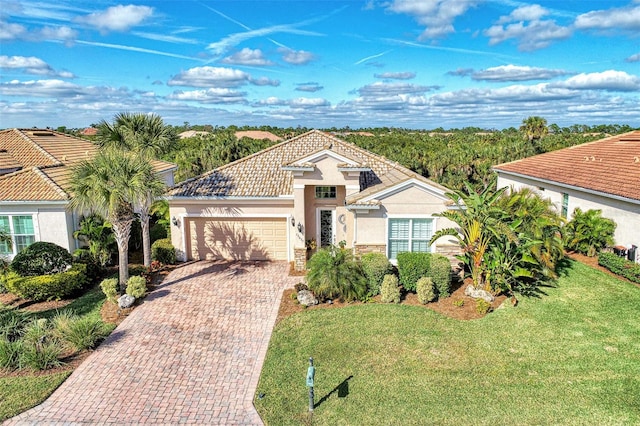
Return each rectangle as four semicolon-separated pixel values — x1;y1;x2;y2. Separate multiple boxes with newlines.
430;181;514;290
96;112;176;267
73;214;115;267
69;149;165;288
306;245;367;302
564;208;616;257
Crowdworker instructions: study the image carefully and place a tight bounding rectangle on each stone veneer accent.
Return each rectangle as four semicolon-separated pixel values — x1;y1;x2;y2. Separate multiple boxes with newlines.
294;247;307;272
354;244;386;256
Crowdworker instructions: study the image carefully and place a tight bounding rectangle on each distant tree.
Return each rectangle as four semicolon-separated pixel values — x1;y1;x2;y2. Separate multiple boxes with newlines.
520;116;548;144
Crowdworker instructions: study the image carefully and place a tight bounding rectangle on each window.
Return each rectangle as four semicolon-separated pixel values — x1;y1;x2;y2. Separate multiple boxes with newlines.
0;215;36;255
315;186;336;199
388;218;433;260
561;193;569;218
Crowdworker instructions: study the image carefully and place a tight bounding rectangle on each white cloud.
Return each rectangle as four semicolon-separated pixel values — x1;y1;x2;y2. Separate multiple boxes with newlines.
290;97;330;108
484;13;572;51
40;26;78;42
207;24;321;56
132;31;199;45
249;77;280;86
466;65;571;82
497;4;548;24
221;48;274;66
0;20;27;41
374;72;416;80
78;5;153;33
168;66;250;88
0;79;99;98
626;53;640;63
167;88;247;104
0;55;75;78
357;81;440;97
575;4;640;32
556;70;640;92
279;48;315;65
295;82;323;92
386;0;480;39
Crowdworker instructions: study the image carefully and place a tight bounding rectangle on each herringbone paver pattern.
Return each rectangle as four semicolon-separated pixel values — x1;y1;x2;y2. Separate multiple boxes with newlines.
6;261;297;425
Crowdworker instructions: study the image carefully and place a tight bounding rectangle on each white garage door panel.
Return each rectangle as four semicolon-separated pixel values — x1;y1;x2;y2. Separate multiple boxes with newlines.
188;218;288;261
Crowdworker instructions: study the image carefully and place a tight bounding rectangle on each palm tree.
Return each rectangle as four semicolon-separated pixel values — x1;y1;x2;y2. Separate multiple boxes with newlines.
69;150;165;288
430;181;514;290
520;116;548;152
96;112;176;267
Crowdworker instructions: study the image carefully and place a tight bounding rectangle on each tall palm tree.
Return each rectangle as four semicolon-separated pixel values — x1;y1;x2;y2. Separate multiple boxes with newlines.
96;112;176;266
69;150;165;288
520;116;548;152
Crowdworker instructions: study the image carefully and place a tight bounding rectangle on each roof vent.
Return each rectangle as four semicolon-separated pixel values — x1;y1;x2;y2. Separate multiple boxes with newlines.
32;131;54;136
634;156;639;163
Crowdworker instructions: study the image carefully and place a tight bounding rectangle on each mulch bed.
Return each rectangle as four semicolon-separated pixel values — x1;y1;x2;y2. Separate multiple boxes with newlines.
276;278;508;324
566;251;639;287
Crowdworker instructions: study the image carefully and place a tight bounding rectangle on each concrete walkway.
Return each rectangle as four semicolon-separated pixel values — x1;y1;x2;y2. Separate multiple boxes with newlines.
7;261;298;425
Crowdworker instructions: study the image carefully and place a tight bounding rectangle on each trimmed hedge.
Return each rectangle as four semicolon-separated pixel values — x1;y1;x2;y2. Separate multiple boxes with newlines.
397;252;431;292
416;277;435;304
10;242;72;277
4;263;88;301
430;254;452;298
380;274;401;304
361;253;394;297
126;276;147;298
598;252;640;284
151;238;176;265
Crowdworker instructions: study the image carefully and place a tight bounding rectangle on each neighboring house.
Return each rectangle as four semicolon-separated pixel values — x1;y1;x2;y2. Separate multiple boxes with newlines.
0;128;176;259
178;130;210;139
234;130;282;142
494;131;640;258
80;127;98;136
166;130;460;270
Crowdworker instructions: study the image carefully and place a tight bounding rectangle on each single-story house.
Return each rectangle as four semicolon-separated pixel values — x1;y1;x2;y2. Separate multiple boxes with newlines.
166;130;460;270
493;130;640;260
0;128;176;259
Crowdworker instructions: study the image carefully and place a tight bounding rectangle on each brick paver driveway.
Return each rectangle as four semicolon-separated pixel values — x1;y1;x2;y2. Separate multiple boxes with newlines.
7;261;298;425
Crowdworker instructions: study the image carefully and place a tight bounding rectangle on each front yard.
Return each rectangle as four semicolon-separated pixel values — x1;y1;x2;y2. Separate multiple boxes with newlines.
256;259;640;425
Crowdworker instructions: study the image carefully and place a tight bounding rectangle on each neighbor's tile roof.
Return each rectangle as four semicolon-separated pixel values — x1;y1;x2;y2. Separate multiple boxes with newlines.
0;128;176;202
494;130;640;202
235;130;282;142
167;129;448;203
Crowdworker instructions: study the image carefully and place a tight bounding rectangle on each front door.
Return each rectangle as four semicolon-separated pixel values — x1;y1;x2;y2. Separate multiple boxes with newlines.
318;209;335;248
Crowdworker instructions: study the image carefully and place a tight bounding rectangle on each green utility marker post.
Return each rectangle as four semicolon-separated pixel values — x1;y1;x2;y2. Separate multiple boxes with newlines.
306;357;315;412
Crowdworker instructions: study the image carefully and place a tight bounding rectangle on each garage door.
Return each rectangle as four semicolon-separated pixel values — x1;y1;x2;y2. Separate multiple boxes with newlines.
187;218;288;261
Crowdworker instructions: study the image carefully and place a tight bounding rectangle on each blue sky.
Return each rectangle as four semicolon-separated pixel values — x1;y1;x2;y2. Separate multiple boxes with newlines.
1;0;639;129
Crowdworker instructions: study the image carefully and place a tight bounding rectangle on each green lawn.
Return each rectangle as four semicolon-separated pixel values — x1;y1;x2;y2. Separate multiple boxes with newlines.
256;260;640;425
0;286;114;422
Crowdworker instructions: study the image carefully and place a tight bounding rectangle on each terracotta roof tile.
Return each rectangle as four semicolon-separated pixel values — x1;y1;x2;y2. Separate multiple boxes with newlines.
494;131;640;202
167;129;448;202
0;128;176;202
235;130;282;142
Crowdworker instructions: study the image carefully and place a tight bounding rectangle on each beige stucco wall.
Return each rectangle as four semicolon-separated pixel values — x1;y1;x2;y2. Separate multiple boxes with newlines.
0;203;77;257
497;174;640;253
355;184;460;257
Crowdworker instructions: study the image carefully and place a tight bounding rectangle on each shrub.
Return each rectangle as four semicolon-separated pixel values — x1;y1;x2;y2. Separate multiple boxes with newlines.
0;338;23;370
4;263;88;301
20;319;62;370
565;208;616;257
151;238;176;265
598;252;640;284
416;277;435;304
476;299;492;315
361;253;394;297
430;254;452;298
10;241;73;276
0;306;27;341
100;278;119;303
149;222;168;244
126;275;147;299
452;299;465;307
306;246;367;302
397;252;431;292
73;249;104;281
380;274;401;304
53;312;110;352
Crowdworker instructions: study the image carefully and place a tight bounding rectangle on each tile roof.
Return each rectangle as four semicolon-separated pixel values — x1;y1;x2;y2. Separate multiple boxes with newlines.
234;130;282;142
167;129;449;203
493;131;640;202
0;128;176;202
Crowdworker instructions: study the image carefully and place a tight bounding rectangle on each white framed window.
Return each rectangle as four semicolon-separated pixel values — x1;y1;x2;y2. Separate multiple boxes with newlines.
0;215;36;256
315;186;336;199
387;218;433;260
